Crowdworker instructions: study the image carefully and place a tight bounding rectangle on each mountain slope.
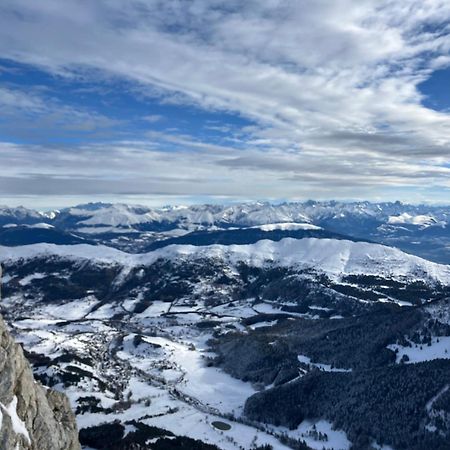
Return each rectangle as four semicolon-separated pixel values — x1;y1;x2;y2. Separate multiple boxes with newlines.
2;237;449;284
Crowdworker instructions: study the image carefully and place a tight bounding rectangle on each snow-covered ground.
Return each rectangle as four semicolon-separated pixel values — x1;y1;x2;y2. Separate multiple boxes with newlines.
269;419;351;450
388;337;450;363
388;213;442;228
251;222;321;231
18;272;47;286
298;355;352;373
7;295;302;449
75;374;292;450
40;296;100;321
136;335;256;415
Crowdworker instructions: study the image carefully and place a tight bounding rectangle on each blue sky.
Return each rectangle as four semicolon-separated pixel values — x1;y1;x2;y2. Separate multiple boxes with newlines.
0;0;449;208
0;58;253;147
419;67;450;112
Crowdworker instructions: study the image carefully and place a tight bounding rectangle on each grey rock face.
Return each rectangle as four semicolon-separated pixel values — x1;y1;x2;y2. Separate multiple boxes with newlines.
0;266;81;450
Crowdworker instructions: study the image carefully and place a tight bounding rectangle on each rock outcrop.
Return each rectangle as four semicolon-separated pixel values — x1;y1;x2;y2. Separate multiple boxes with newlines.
0;266;81;450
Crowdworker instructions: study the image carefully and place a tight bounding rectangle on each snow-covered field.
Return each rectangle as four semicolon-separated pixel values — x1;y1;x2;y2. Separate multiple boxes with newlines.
388;337;450;364
72;371;290;450
268;419;351;450
4;289;307;449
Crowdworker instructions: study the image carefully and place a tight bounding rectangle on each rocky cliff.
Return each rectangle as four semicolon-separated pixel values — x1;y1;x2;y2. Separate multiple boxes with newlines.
0;266;80;450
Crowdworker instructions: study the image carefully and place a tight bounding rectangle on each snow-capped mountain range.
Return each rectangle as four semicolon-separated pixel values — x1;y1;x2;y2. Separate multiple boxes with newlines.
1;201;448;231
1;200;449;263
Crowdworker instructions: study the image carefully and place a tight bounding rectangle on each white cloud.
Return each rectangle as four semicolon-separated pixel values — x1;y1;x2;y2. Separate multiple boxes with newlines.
0;0;449;203
142;114;164;123
0;87;46;112
0;140;448;207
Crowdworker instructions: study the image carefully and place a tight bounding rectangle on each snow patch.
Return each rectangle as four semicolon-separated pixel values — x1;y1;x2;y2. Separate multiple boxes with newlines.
388;213;440;228
251;222;321;231
272;419;351;450
77;226;137;234
249;320;278;329
388;337;450;363
0;396;31;445
18;272;46;286
137;301;170;317
27;222;55;229
41;296;99;321
298;355;352;372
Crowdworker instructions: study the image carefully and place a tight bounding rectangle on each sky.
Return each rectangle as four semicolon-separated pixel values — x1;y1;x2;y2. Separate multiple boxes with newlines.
0;0;450;208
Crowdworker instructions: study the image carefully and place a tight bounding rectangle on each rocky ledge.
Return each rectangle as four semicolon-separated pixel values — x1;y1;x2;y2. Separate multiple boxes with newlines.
0;266;80;450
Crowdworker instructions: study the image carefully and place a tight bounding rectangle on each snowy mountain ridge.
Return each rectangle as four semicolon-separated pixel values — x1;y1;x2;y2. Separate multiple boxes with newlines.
3;237;449;285
54;201;450;229
1;201;448;229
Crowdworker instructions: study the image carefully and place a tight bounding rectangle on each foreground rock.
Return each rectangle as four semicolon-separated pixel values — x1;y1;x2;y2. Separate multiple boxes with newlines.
0;266;80;450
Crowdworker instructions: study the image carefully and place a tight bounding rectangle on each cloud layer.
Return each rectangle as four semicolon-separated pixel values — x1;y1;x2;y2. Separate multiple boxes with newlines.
0;0;449;206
